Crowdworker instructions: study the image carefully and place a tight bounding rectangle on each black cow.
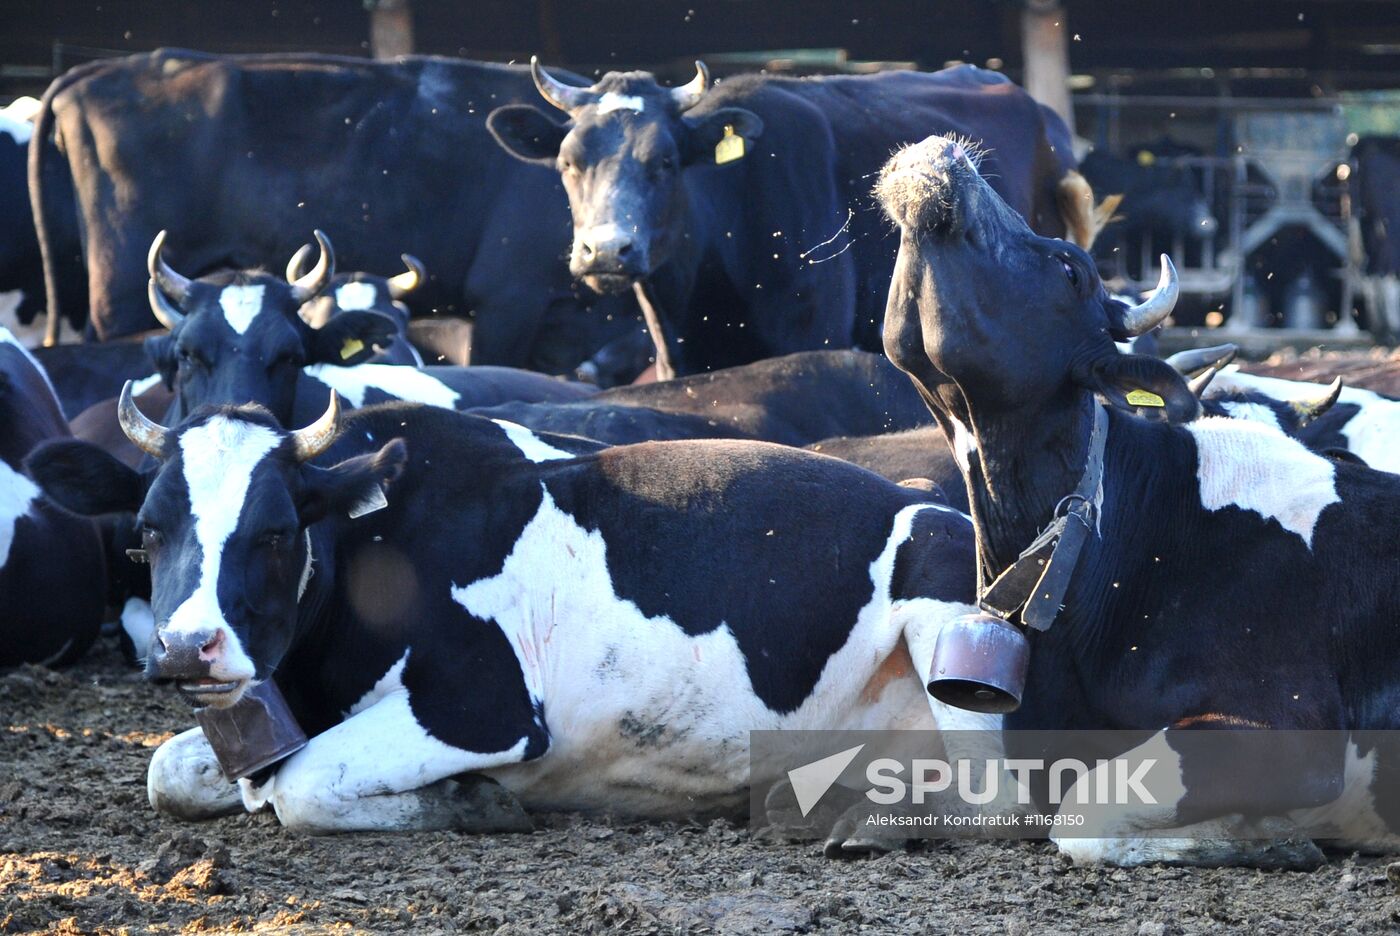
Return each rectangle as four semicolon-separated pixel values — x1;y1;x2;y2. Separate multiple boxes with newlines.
877;134;1400;867
473;350;933;447
28;389;984;833
1078;147;1216;265
1351;136;1400;278
0;109;43;331
31;48;636;375
0;327;104;666
489;61;1090;379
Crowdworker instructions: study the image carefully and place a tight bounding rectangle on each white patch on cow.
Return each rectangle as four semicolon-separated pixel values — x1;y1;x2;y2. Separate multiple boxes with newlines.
1294;740;1400;850
120;597;156;658
247;649;530;831
596;93;645;115
452;491;965;816
1185;415;1340;548
334;282;378;312
130;372;164;397
0;324;59;402
301;363;461;409
297;529;314;600
148;726;244;820
949;416;977;473
1220;400;1282;432
1214;370;1400;473
491;420;574;463
163;416;280;686
0;112;32;145
0;459;39;568
218;285;266;335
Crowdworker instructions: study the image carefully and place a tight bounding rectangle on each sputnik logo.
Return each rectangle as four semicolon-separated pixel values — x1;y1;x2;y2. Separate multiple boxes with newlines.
786;744;865;817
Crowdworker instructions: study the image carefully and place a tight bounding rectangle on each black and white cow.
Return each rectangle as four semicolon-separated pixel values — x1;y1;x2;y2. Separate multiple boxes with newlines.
286;245;425;366
0;326;105;666
876;135;1400;867
143;231;594;429
27;388;986;833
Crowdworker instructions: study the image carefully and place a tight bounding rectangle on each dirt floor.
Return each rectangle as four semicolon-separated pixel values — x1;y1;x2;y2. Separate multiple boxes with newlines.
3;642;1398;935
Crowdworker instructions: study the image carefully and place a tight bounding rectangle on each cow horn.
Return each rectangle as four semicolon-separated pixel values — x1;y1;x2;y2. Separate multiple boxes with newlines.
147;230;190;329
1290;376;1344;426
289;230;335;303
291;391;342;462
285;243;315;284
670;61;709;112
531;56;592;113
1165;343;1237;378
1119;254;1179;337
117;379;170;459
387;254;426;300
1187;365;1220;399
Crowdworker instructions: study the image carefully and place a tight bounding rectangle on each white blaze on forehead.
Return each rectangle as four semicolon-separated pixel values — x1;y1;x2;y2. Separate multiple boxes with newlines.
1186;415;1340;548
0;460;40;567
334;282;379;312
163;415;281;680
1219;400;1283;432
596;93;645;115
302;363;460;409
492;419;574;462
219;285;267;335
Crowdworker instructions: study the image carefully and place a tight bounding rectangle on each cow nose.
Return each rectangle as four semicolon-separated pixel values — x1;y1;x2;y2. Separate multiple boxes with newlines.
148;628;223;682
579;226;636;268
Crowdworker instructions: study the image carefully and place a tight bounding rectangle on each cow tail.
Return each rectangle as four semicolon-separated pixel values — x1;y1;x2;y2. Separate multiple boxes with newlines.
1055;170;1119;252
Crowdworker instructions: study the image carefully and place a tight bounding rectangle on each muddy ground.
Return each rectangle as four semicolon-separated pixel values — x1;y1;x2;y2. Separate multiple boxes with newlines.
3;642;1398;935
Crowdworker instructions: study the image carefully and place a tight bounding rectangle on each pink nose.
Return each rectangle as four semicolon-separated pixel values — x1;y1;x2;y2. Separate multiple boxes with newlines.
197;629;225;663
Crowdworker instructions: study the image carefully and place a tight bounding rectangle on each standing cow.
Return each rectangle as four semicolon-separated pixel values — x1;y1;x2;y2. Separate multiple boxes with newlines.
489;61;1094;379
875;134;1400;867
27;389;986;835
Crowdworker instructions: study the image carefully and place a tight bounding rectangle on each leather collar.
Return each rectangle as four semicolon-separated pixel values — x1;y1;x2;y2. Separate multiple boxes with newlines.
979;404;1108;632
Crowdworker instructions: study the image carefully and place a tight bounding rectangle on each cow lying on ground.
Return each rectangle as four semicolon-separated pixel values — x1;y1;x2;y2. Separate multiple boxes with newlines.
876;134;1400;867
472;350;932;447
0;327;104;666
28;388;986;833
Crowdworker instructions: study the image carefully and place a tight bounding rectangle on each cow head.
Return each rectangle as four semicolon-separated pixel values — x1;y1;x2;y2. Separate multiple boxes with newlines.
144;231;399;424
487;59;764;294
876;135;1196;426
25;385;405;708
291;245;424;334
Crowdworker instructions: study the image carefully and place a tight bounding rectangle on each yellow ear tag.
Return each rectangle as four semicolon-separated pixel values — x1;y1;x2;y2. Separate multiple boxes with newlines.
714;125;745;165
340;337;365;361
1136;150;1156;167
1126;389;1166;407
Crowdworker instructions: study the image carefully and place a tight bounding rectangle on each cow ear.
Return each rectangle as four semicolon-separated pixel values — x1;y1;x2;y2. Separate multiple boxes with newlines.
1083;353;1201;423
25;438;145;516
145;334;178;389
307;311;400;367
298;439;408;525
680;108;764;166
487;105;569;164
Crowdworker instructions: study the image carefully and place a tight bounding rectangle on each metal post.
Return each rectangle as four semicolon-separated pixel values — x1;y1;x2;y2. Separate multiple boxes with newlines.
369;0;414;60
1020;0;1075;136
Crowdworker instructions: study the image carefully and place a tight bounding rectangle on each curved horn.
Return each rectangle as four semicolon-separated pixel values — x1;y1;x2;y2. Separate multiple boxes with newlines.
289;230;335;303
531;56;592;113
291;390;342;462
285;243;315;284
1165;343;1238;378
670;61;710;112
147;279;186;331
1187;364;1220;399
1119;254;1180;337
387;254;426;300
1290;376;1344;426
117;379;170;459
148;230;192;328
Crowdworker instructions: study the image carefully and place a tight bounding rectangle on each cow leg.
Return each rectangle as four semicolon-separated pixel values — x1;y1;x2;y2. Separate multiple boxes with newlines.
1051;729;1328;868
147;727;244;821
248;690;537;834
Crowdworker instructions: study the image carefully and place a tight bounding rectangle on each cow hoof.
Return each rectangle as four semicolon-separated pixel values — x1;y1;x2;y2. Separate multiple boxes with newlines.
761;777;862;842
445;773;532;833
822;804;908;859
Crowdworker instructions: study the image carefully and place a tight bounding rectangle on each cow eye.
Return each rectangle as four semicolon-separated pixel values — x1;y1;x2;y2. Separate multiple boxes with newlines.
1060;258;1080;287
141;527;163;549
659;156;675;172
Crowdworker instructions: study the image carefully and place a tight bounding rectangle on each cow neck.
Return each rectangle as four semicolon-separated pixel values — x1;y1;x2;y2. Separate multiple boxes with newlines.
956;393;1103;601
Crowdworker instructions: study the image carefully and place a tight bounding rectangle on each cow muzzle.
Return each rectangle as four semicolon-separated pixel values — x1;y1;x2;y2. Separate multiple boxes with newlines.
147;627;249;706
573;224;648;292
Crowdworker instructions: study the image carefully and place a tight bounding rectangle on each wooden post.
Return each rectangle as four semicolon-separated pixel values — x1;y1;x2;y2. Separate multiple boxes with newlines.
1021;0;1075;135
369;0;415;60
